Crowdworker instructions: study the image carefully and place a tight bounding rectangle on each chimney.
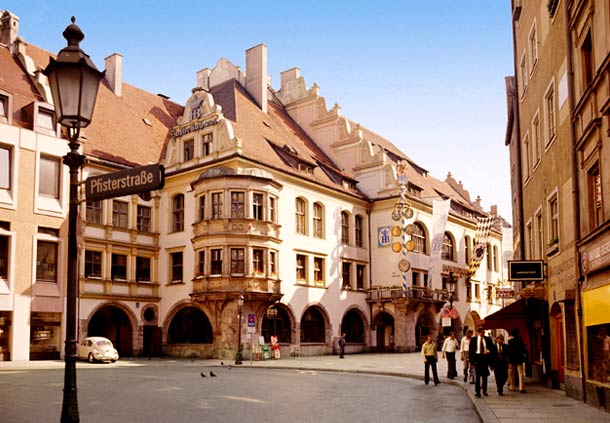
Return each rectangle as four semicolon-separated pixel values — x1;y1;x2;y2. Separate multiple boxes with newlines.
490;205;498;216
245;44;268;113
0;11;19;50
104;53;123;97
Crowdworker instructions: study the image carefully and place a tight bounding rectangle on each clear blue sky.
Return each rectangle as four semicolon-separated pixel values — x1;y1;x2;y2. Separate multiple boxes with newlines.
6;1;515;220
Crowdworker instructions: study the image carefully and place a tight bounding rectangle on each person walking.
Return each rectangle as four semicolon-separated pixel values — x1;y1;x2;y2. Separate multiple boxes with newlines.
507;328;527;393
469;326;495;398
338;333;346;359
442;331;459;379
421;334;441;386
461;329;475;383
493;334;510;396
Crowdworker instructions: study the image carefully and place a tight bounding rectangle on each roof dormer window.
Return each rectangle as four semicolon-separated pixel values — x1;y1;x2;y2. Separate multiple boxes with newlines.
0;92;10;124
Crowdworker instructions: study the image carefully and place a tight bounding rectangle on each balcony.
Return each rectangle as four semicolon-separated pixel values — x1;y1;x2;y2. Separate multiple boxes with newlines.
191;275;282;302
367;286;449;304
193;218;280;240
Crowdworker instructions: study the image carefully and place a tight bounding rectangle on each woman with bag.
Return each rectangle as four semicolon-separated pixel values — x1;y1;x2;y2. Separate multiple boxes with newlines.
421;334;441;386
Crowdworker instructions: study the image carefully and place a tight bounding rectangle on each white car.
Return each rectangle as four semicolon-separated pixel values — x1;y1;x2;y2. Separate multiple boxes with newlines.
77;336;119;363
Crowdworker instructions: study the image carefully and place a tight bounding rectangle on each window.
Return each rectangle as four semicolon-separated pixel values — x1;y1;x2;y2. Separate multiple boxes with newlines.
295;198;306;235
532;114;541;166
230;248;244;275
411;222;427;254
112;200;129;228
253;249;264;274
355;215;363;247
39;156;60;198
37;107;55;131
197;251;205;275
342;262;351;289
492;246;499;272
198;195;206;221
441;232;454;261
36;240;57;282
341;211;350;244
356;264;365;290
171;251;183;282
519;53;528;96
549;195;559;244
252;193;263;220
136;257;151;282
137;205;151;232
211;192;223;219
172;194;184;232
296;254;307;282
231;191;245;219
522;134;531;179
211;249;222;275
313;257;324;286
526;221;533;258
529;23;538;71
0;145;11;190
183;139;194;161
111;253;127;280
269;197;277;223
0;94;8;123
486;243;492;270
588;165;602;229
84;250;102;278
464;236;471;265
536;212;544;259
581;31;593;88
545;84;556;144
86;201;102;224
202;133;213;156
0;234;8;280
269;251;277;275
313;202;324;238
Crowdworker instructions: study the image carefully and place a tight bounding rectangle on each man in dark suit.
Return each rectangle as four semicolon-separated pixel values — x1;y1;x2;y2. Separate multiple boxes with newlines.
493;334;510;396
469;326;496;398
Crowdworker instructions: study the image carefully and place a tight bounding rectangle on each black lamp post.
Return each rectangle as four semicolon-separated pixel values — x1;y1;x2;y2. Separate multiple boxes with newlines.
235;293;245;365
446;272;457;309
43;17;104;423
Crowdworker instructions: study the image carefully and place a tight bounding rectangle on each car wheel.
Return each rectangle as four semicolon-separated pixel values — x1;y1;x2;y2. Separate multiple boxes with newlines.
87;353;94;363
111;359;116;363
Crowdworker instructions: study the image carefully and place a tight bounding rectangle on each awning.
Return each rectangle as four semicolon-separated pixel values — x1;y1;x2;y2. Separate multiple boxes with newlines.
481;299;529;338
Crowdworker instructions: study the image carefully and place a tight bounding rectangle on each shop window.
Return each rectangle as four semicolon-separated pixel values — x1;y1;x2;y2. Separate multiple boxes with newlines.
262;306;291;343
300;307;325;343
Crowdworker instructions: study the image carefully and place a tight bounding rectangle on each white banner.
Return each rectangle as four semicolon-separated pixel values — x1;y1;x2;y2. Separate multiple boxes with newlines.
428;198;451;289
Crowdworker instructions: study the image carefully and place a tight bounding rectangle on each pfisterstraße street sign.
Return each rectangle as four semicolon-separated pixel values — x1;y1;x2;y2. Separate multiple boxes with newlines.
85;163;164;201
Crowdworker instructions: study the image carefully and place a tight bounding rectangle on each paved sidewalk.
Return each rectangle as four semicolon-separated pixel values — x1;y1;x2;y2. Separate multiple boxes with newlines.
2;353;609;422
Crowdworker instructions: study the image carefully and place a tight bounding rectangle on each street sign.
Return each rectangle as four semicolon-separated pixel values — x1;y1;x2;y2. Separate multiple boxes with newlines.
85;164;164;201
508;260;545;281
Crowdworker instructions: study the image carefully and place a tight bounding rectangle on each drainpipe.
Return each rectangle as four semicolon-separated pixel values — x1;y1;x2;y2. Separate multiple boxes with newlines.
563;0;586;403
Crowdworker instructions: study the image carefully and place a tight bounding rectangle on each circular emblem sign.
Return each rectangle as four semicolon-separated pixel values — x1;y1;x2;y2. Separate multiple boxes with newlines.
398;259;411;272
391;209;401;221
405;224;415;235
405;240;416;252
391;242;403;253
391;225;402;237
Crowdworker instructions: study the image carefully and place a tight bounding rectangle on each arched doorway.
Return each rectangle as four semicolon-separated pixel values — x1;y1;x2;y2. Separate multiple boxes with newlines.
415;312;436;350
88;305;133;357
374;311;394;352
167;307;213;344
262;305;292;343
300;306;326;343
341;309;365;343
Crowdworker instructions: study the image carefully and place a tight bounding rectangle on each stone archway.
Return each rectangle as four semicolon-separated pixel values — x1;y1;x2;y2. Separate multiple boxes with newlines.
373;311;394;352
88;305;133;357
415;312;436;350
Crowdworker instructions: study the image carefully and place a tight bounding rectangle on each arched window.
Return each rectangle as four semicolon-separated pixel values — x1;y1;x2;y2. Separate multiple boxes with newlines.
313;202;324;238
486;243;492;270
295;198;306;235
464;235;472;264
168;307;213;344
442;232;455;261
411;222;427;254
341;211;350;244
300;306;326;343
262;305;291;343
172;194;184;232
341;309;365;343
493;245;499;272
355;215;363;247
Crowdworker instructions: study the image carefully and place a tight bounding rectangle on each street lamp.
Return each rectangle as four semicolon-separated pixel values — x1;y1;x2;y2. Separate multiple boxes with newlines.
43;17;104;423
235;293;245;365
446;272;457;309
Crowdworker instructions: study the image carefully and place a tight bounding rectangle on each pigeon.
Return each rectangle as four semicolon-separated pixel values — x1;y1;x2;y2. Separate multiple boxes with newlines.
200;372;206;378
227;364;232;370
210;371;217;377
220;362;224;366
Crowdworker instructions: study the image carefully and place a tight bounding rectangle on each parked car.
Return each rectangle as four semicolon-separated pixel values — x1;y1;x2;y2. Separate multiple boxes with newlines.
77;337;119;363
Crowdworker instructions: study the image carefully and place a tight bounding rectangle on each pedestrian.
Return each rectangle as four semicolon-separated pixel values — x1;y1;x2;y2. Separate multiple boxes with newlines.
507;328;527;393
469;326;495;398
461;329;475;383
421;334;441;386
338;333;346;359
442;331;459;379
493;334;510;396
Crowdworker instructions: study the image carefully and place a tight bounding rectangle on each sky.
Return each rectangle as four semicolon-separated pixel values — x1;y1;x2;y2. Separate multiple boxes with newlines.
5;1;515;221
